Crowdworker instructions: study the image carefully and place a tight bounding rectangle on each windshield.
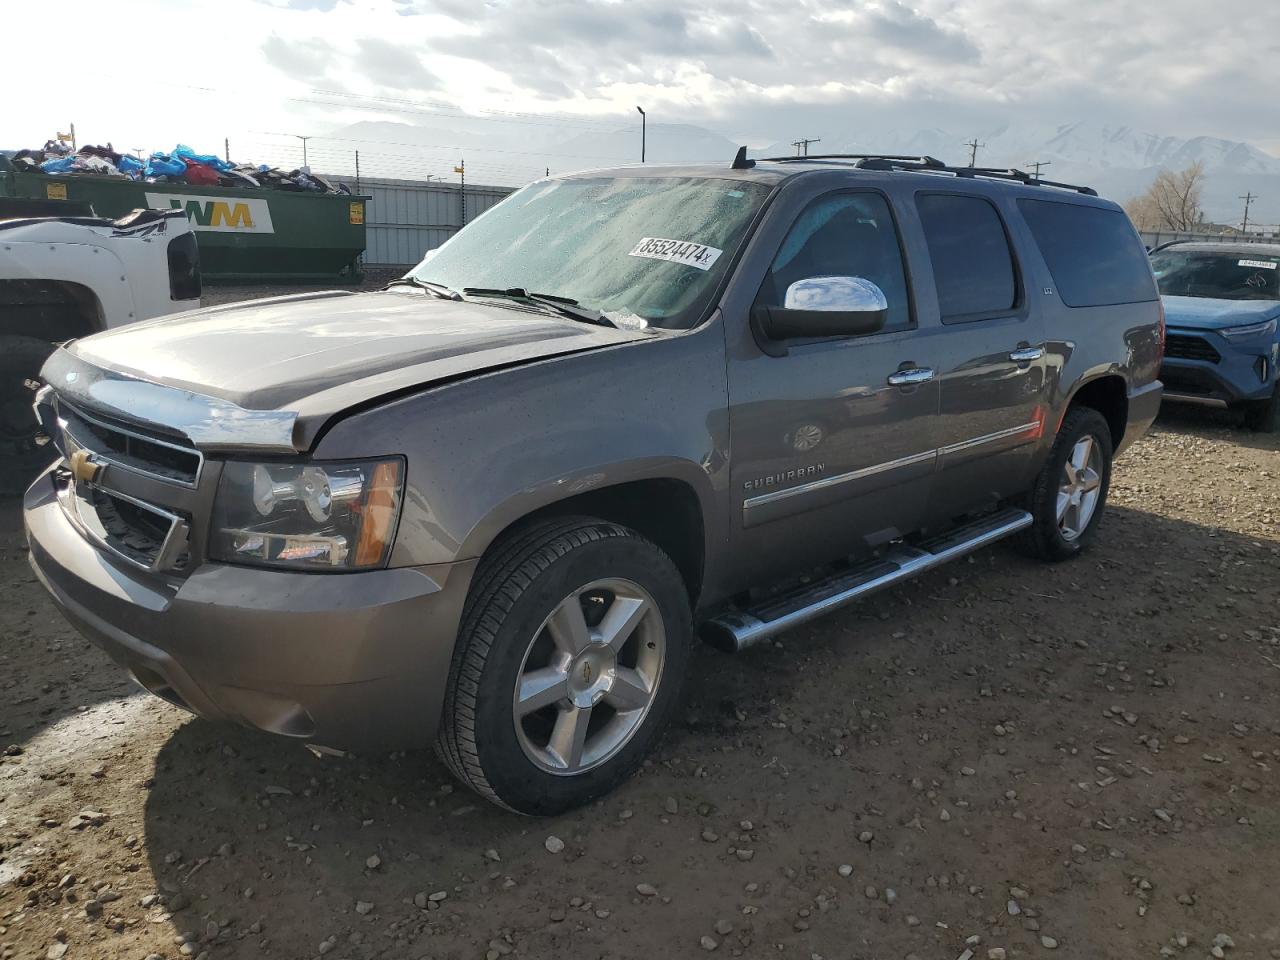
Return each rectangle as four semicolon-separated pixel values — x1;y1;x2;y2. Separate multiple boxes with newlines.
409;176;771;328
1150;249;1280;301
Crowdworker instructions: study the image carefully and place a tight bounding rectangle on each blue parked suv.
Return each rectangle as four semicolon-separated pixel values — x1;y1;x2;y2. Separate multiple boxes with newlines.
1152;242;1280;431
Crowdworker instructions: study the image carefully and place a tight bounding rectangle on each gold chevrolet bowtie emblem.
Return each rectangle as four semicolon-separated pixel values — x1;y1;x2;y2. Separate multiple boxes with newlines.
69;449;104;485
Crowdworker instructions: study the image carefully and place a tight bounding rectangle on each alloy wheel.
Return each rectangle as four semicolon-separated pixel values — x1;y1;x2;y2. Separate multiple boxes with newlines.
512;578;665;775
1056;434;1103;541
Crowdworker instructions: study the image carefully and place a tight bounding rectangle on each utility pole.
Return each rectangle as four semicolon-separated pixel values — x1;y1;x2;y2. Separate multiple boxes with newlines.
791;137;821;157
965;138;985;167
354;150;361;194
455;159;466;226
636;106;646;163
1027;160;1051;179
225;137;231;163
1240;192;1257;233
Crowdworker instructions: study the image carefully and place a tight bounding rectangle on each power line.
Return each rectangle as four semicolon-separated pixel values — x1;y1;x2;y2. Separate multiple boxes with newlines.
253;131;630;163
164;81;634;134
791;137;821;157
306;88;630;130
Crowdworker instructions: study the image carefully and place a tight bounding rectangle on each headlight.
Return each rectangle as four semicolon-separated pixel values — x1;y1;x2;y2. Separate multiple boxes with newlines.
1220;318;1278;341
210;458;404;570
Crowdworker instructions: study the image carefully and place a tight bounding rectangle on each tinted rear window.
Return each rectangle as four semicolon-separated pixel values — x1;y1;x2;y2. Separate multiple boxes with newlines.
916;194;1018;319
1017;199;1158;307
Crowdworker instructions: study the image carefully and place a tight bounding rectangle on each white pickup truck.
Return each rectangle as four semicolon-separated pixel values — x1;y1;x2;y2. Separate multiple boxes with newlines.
0;204;200;486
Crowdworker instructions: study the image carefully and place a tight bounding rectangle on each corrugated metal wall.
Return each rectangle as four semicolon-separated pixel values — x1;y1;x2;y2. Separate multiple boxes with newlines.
334;176;515;267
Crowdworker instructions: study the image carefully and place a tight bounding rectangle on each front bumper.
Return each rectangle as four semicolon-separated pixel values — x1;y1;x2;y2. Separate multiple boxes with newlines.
24;469;476;752
1160;329;1276;406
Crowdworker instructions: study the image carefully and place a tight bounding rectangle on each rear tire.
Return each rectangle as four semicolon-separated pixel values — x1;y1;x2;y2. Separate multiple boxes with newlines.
1018;407;1114;562
1242;385;1280;433
436;517;692;815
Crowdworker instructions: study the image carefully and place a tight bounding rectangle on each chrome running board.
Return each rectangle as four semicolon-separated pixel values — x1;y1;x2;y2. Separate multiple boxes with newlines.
704;508;1033;652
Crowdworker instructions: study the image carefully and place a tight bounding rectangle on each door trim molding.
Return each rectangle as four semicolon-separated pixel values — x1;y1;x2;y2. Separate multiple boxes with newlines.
741;419;1042;517
937;420;1040;456
744;448;936;510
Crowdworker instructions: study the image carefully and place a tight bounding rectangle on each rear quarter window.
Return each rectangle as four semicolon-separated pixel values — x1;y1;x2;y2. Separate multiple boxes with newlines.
1017;199;1158;307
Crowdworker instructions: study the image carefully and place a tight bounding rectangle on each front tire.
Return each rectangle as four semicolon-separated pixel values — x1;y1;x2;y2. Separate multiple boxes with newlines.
436;517;692;815
1019;407;1114;561
1242;385;1280;433
0;335;53;456
0;335;56;497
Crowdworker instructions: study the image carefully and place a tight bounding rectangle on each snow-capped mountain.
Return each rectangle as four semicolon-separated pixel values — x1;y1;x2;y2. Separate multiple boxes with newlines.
760;122;1280;226
329;117;1280;227
763;122;1280;176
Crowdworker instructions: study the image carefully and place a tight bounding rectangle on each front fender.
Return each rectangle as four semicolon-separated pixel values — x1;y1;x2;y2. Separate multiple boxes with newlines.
1;240;131;328
313;324;731;571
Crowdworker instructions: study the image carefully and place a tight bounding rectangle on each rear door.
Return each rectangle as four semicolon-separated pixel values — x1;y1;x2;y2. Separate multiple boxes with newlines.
912;191;1050;522
724;186;940;588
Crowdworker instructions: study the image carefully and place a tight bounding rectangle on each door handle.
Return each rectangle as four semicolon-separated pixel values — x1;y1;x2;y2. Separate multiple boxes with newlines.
887;367;935;386
1009;346;1044;363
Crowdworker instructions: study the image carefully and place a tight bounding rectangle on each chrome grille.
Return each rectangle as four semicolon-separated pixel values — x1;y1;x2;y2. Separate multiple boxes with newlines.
58;401;203;487
35;390;199;574
70;483;191;572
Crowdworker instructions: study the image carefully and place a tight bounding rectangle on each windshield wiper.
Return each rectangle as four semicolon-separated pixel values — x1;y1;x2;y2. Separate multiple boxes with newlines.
384;276;462;300
462;287;615;327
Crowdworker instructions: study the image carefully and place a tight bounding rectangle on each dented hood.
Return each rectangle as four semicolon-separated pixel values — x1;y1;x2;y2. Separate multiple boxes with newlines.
59;289;649;448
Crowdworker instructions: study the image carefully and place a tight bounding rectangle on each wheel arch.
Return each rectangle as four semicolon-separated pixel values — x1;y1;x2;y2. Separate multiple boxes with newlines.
0;278;107;343
462;470;710;610
1061;373;1127;449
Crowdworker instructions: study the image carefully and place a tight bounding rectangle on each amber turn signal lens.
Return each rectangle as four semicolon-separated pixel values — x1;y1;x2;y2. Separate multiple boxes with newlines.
355;459;403;567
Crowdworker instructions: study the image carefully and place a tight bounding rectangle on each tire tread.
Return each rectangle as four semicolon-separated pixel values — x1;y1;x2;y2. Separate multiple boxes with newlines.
435;516;668;812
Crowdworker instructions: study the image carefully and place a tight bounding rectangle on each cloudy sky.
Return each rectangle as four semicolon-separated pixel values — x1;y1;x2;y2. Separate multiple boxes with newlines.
6;0;1279;183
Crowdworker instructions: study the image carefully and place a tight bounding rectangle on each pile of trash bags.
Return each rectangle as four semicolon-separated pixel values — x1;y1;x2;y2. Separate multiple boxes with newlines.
8;140;350;194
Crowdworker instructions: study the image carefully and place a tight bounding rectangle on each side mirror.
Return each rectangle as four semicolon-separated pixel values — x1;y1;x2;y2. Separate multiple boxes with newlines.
752;277;889;346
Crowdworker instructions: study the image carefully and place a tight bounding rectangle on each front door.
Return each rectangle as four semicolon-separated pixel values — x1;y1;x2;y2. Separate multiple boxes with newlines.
912;191;1050;522
725;189;940;589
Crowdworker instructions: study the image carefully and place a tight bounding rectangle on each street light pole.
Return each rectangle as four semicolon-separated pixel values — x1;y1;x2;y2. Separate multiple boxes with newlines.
294;135;312;168
636;106;646;163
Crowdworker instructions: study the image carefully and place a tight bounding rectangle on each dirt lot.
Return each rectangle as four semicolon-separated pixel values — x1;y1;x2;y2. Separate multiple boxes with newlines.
2;402;1278;960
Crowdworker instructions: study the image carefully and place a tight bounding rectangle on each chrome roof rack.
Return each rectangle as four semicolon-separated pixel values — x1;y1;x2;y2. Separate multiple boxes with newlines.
756;153;1098;196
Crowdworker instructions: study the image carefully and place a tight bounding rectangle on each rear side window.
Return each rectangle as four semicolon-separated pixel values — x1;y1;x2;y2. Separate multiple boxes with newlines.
1017;199;1158;307
916;194;1018;320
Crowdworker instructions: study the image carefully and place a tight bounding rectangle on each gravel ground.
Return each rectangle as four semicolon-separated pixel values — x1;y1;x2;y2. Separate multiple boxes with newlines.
1;399;1277;960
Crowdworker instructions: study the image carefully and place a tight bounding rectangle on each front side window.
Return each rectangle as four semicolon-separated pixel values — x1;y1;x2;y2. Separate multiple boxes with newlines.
916;193;1018;320
1149;249;1280;301
410;176;771;329
756;192;912;333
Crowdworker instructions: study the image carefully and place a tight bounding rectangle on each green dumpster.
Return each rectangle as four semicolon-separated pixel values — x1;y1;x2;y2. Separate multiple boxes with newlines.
0;156;369;284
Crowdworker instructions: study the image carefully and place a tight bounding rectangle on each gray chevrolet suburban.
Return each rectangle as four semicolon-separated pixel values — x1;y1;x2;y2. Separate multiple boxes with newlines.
24;152;1164;814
